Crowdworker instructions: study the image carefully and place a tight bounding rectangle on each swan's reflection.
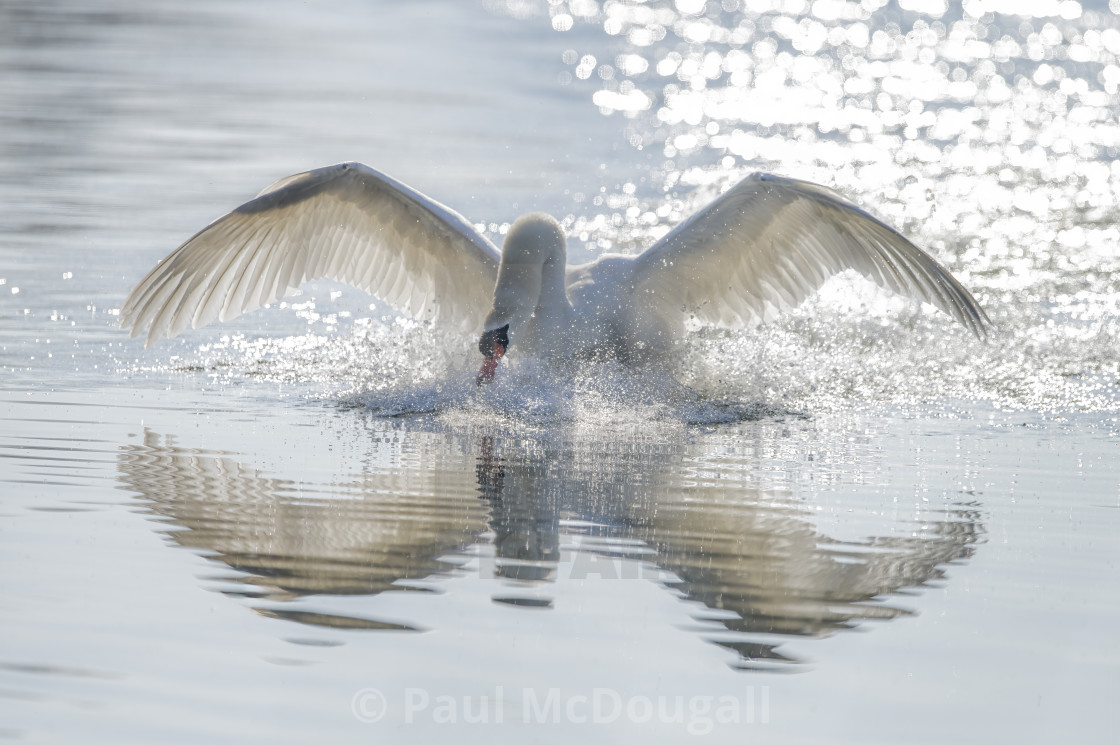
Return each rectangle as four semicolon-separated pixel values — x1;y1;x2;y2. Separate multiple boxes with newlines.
118;422;982;668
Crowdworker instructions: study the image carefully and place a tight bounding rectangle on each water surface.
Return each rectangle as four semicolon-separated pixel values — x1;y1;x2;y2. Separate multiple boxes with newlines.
1;1;1118;742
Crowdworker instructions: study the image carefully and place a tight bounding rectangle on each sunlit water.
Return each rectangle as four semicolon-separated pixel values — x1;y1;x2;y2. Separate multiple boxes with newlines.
1;1;1118;742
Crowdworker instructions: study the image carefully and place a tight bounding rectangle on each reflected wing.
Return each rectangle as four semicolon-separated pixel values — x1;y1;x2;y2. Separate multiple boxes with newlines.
121;162;501;346
118;429;488;605
632;173;989;338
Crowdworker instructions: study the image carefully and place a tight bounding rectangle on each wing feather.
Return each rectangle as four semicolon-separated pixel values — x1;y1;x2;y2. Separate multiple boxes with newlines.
121;162;500;346
632;173;989;338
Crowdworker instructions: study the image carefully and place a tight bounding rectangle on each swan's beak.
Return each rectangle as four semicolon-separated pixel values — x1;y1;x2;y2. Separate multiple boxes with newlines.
476;324;510;386
476;344;505;385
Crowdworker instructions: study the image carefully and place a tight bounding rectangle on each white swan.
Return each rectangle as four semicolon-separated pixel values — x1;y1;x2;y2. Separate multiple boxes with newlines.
121;162;989;384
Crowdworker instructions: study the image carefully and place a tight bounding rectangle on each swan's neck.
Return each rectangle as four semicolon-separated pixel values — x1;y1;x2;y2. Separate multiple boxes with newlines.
482;213;573;354
536;250;570;314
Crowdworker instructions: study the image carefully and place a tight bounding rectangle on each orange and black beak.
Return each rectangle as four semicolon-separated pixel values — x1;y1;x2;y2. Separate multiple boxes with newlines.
476;324;509;385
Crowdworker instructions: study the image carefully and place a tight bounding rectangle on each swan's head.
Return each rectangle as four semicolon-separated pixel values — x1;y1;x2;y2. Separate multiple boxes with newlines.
475;323;509;385
476;213;565;385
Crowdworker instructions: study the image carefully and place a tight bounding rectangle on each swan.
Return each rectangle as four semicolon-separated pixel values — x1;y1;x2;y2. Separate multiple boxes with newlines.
120;162;990;384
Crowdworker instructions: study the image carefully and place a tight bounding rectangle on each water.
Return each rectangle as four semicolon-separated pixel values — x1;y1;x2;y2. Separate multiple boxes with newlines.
2;0;1118;742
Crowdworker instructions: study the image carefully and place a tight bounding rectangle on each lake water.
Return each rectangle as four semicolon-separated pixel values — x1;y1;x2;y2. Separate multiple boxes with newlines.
2;0;1118;742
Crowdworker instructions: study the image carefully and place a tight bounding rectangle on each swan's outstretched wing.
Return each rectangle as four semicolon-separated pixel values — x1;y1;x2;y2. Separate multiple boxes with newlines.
631;173;989;338
121;162;500;346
